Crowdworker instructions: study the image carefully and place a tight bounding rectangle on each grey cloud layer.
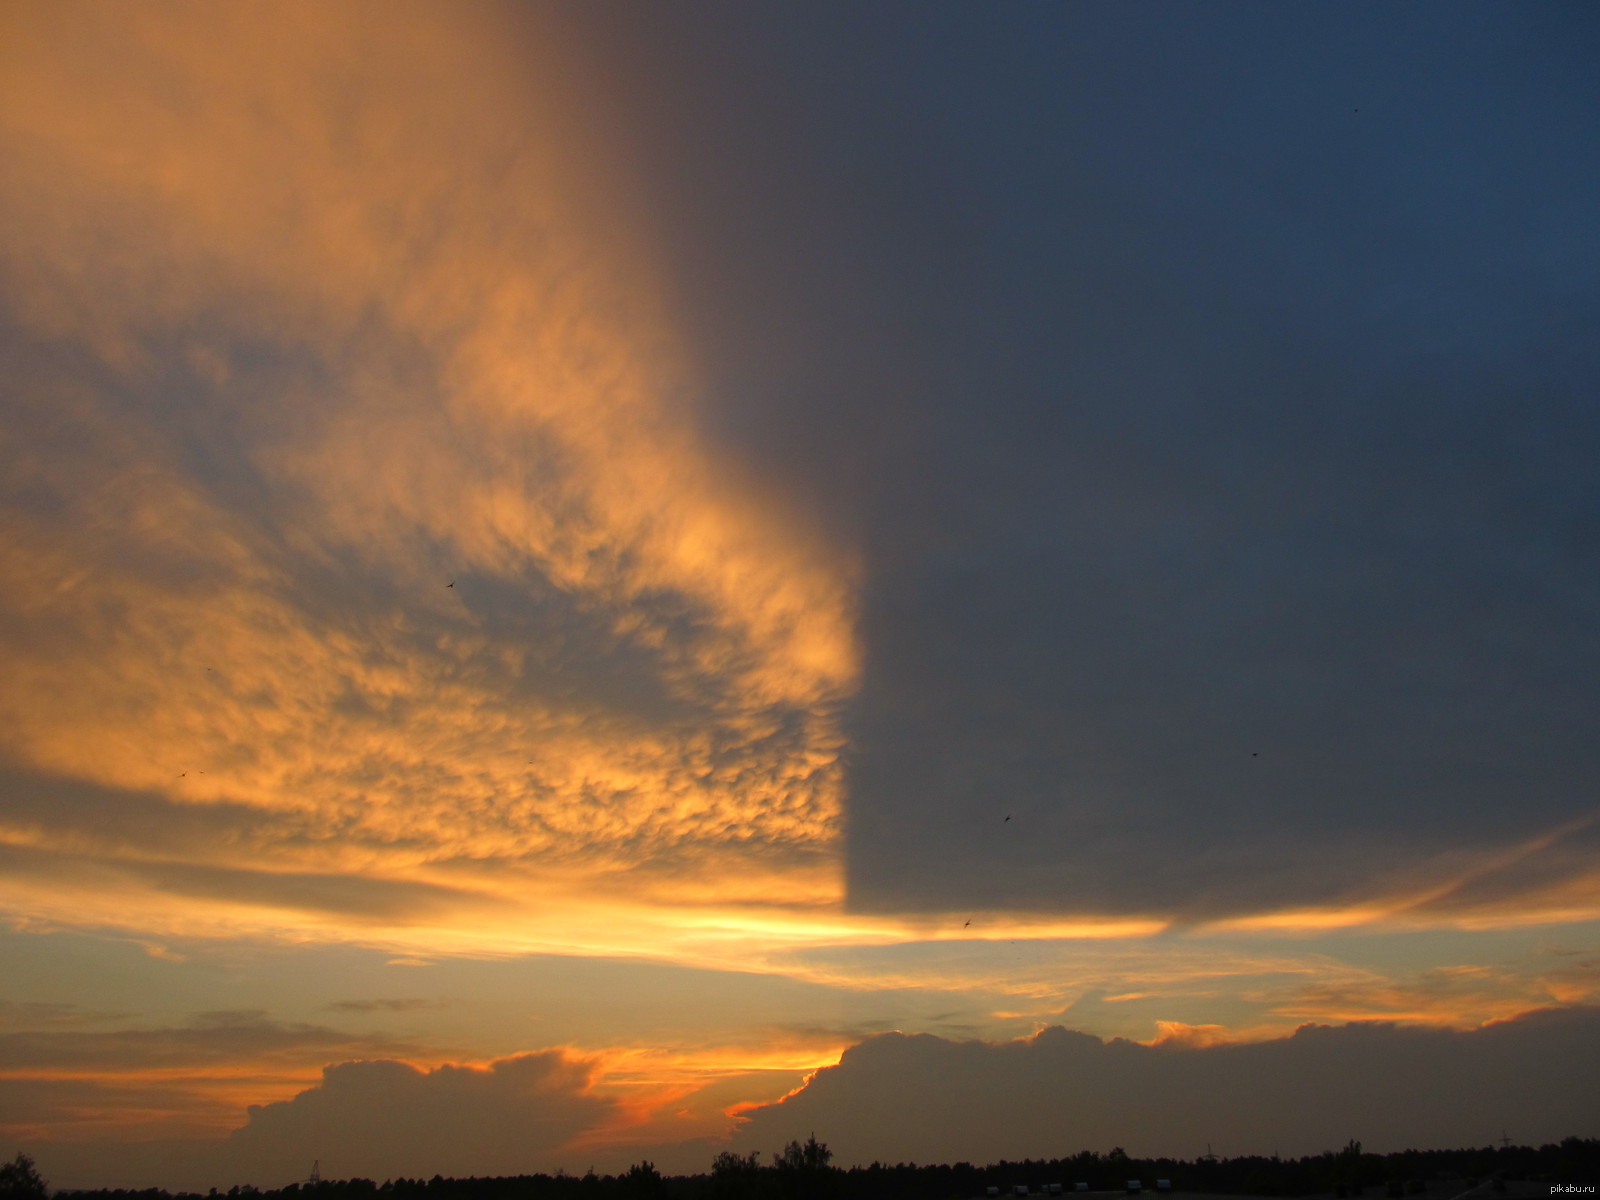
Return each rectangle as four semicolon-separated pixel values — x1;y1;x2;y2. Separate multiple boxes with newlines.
733;1007;1600;1163
14;1053;617;1192
226;1054;615;1184
574;2;1600;919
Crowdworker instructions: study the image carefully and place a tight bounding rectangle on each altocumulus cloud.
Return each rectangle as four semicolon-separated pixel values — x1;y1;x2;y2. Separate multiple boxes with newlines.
0;0;860;945
732;1007;1600;1164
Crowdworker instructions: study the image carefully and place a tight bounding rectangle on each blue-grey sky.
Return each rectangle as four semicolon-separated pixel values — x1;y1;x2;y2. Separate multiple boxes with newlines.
574;0;1600;919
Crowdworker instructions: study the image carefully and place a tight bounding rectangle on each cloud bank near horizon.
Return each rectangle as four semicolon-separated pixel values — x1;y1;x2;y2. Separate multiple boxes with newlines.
18;1007;1600;1191
732;1007;1600;1166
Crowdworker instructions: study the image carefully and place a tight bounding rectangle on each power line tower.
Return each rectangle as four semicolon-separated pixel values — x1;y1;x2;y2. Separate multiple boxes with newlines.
308;1161;323;1186
1498;1132;1512;1151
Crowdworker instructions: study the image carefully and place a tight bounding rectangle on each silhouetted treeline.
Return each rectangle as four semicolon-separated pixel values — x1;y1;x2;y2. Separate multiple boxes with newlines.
51;1136;1600;1200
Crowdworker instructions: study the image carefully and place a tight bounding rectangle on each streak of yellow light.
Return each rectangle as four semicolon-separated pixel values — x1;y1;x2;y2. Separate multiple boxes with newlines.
1200;906;1402;934
1202;891;1600;935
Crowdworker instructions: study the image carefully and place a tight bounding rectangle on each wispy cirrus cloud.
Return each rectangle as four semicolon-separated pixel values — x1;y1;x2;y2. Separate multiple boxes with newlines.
324;999;446;1016
0;1009;422;1074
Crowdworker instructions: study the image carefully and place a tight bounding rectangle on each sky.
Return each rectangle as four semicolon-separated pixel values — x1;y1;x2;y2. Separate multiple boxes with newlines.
2;0;1598;1189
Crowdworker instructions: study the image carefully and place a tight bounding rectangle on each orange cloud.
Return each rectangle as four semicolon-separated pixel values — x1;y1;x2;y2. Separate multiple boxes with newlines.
1194;815;1600;936
0;0;859;946
227;1052;618;1181
1249;957;1600;1030
4;1021;843;1187
1145;1020;1234;1048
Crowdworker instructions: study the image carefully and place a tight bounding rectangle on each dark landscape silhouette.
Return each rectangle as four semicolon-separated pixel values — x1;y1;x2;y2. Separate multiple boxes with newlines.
23;1138;1600;1200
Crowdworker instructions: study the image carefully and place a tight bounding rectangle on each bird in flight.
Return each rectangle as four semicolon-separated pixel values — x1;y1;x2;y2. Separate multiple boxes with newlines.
447;581;455;588
1004;814;1011;823
964;919;971;927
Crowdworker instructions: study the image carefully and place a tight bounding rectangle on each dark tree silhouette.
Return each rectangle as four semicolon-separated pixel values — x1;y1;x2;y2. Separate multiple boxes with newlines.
773;1137;831;1174
711;1153;762;1178
772;1136;835;1200
618;1164;663;1200
0;1153;48;1200
40;1137;1600;1200
711;1150;763;1200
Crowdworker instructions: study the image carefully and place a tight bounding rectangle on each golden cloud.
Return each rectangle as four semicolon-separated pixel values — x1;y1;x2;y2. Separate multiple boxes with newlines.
0;1;859;940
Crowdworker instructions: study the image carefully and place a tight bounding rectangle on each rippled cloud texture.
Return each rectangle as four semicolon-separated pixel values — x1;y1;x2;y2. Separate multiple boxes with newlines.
0;1;858;941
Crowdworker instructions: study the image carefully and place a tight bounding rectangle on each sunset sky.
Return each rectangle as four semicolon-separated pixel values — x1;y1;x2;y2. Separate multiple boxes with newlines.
2;1;1598;1190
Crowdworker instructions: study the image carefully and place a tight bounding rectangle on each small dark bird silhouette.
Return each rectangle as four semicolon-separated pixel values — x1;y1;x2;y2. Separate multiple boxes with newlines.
1004;814;1011;823
1252;752;1259;757
447;581;455;588
964;919;971;927
178;772;186;777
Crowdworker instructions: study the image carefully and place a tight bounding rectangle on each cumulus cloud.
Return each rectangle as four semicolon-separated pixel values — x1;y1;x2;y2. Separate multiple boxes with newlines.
11;1051;622;1190
731;1008;1600;1164
225;1053;616;1184
0;1010;435;1159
